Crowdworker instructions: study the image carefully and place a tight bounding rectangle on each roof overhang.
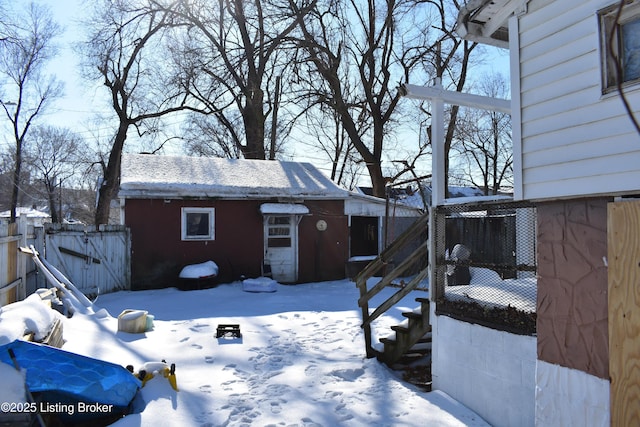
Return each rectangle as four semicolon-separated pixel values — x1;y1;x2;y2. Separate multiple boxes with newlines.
117;189;349;201
456;0;528;48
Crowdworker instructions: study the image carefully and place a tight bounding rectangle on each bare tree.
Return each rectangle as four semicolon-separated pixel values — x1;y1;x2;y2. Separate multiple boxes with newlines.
296;104;362;188
290;0;471;197
410;0;479;199
159;0;307;159
80;0;207;225
0;2;63;222
24;126;81;223
182;113;243;158
451;72;512;194
0;3;10;44
0;152;14;210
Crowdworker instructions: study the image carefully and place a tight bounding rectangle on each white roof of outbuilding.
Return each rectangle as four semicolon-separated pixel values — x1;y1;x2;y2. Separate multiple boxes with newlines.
118;154;350;200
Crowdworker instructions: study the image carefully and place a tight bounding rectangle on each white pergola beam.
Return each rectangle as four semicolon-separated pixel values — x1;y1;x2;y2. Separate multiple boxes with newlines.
400;82;511;207
401;84;511;114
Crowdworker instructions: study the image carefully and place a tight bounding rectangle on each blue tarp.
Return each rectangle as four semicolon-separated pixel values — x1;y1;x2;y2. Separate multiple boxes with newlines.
0;340;140;410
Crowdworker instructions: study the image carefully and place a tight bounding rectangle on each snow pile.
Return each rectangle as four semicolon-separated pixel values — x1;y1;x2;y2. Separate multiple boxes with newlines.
0;206;50;219
445;267;537;312
0;294;62;345
178;260;219;279
242;276;278;293
0;280;489;426
0;362;26;404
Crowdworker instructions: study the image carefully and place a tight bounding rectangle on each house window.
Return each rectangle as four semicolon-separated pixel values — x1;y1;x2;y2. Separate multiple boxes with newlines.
267;216;291;247
181;208;215;241
600;1;640;93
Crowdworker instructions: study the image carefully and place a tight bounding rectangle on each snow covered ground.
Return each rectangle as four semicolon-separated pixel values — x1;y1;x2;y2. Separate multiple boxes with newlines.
1;279;490;426
445;267;537;312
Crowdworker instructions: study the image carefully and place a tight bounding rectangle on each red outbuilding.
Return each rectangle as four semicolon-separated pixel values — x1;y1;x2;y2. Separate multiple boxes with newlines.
118;154;421;290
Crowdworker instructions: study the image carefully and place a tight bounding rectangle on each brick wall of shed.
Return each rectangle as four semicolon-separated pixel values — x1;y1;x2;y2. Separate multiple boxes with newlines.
536;197;610;379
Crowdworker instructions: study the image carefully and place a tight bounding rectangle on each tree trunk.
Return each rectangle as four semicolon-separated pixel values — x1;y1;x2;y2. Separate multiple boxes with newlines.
47;184;59;223
9;140;22;223
368;162;387;198
241;86;266;159
95;122;128;226
269;76;281;161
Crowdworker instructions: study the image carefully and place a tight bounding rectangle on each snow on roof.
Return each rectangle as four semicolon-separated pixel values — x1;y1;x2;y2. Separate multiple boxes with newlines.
118;154;350;200
395;185;489;208
0;207;51;218
260;203;310;215
442;194;512;206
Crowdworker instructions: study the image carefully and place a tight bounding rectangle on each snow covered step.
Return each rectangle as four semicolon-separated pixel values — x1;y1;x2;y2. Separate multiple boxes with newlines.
415;332;432;344
415;297;430;309
379;331;430;345
392;312;429;332
410;341;432;352
375;296;431;366
401;311;431;332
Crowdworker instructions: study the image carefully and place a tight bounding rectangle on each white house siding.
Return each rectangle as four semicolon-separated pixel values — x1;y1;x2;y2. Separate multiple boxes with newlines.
517;0;640;201
535;360;610;426
431;311;537;427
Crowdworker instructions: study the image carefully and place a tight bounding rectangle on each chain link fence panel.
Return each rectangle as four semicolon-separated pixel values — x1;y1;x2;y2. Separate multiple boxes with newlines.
433;199;537;335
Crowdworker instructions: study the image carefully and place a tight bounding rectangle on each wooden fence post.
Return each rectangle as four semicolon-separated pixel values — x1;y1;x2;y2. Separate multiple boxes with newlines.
17;215;27;300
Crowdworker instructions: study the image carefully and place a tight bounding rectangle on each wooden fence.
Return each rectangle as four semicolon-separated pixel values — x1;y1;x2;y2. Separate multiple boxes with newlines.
44;224;131;297
0;219;130;307
445;214;517;278
0;216;42;306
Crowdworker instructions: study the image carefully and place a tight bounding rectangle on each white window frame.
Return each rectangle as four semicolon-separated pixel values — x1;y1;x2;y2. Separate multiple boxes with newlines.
599;1;640;94
181;207;215;241
265;215;293;248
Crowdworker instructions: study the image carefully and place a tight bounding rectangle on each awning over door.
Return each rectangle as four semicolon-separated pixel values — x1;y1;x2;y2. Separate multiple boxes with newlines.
260;203;309;215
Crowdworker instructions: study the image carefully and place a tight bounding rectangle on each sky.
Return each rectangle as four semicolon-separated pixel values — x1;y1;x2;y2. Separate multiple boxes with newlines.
41;0;112;131
0;1;105;150
29;0;511;188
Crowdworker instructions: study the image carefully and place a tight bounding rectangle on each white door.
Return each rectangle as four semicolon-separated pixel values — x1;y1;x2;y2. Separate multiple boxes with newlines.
264;215;298;282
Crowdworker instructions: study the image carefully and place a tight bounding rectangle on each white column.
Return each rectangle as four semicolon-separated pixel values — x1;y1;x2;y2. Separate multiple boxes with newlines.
431;79;446;207
509;14;524;200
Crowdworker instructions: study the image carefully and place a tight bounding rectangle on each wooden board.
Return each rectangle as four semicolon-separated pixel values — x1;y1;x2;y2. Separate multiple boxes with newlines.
607;201;640;426
44;226;131;294
1;224;19;305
